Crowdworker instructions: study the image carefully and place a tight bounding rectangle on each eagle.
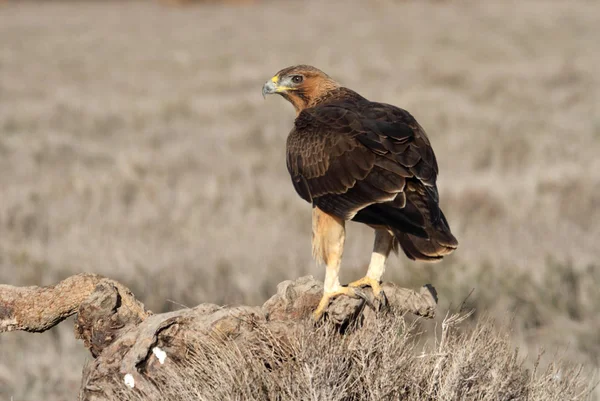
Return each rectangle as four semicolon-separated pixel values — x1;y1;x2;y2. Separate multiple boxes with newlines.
262;65;458;320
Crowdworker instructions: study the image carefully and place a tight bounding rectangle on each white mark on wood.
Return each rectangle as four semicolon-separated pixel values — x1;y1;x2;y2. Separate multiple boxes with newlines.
124;373;135;388
152;346;167;365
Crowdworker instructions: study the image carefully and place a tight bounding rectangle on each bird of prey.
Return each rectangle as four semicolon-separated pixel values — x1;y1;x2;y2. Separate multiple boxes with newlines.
262;65;458;320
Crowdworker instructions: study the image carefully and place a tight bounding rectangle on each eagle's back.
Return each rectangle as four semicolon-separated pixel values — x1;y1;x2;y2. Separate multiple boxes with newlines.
286;88;458;261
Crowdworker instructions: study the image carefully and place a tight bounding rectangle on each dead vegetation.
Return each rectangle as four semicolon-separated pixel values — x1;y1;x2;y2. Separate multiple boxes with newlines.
0;0;599;400
119;315;589;401
0;275;592;400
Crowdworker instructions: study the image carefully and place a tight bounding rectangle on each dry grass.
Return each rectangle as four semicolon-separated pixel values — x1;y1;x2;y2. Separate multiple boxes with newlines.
0;0;599;399
114;313;591;401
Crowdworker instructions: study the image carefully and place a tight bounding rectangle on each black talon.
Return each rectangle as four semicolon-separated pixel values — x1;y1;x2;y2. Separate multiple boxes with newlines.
353;287;376;311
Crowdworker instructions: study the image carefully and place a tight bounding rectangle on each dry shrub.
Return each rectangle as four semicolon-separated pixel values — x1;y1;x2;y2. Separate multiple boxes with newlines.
109;313;591;401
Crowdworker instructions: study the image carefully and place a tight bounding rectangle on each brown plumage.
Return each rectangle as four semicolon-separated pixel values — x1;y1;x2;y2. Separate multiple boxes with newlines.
262;65;458;319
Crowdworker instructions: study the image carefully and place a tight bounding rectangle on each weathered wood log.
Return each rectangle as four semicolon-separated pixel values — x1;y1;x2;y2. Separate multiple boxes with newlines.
0;274;437;400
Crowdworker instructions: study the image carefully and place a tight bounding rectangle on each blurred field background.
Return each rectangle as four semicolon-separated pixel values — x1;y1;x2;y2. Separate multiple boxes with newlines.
0;0;599;399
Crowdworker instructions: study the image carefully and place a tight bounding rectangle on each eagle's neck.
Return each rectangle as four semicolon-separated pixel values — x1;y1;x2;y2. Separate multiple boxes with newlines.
286;87;365;116
284;80;364;115
310;87;365;108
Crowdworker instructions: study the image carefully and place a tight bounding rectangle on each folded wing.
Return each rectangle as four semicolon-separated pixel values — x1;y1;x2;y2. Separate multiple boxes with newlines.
286;99;458;261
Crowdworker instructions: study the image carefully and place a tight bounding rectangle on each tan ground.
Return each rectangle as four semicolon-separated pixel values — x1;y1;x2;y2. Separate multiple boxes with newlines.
0;0;599;399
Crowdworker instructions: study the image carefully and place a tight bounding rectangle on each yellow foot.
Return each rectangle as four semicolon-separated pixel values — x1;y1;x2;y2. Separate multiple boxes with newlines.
348;276;383;297
313;286;363;321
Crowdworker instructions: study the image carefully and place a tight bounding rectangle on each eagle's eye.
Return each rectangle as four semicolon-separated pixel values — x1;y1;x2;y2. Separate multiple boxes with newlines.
291;75;304;84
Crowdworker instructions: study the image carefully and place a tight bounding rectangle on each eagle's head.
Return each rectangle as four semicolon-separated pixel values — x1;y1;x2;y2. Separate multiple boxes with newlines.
262;65;340;113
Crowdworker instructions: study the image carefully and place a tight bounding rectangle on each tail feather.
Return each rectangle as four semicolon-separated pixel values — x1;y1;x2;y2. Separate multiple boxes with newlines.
393;209;458;262
351;180;459;263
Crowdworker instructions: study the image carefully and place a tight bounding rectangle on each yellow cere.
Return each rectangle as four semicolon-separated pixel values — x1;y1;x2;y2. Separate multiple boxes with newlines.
271;76;279;83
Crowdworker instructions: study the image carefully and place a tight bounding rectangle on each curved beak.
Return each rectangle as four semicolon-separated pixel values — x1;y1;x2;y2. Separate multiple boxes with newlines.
262;80;278;98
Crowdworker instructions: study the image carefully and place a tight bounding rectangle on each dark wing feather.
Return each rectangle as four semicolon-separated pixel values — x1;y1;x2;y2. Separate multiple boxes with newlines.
286;97;458;260
287;99;442;238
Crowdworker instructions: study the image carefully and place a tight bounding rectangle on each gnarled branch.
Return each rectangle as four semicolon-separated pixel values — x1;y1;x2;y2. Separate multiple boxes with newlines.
1;273;102;332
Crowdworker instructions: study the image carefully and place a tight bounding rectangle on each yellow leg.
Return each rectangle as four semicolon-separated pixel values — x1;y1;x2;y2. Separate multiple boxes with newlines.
348;228;394;299
311;207;363;321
